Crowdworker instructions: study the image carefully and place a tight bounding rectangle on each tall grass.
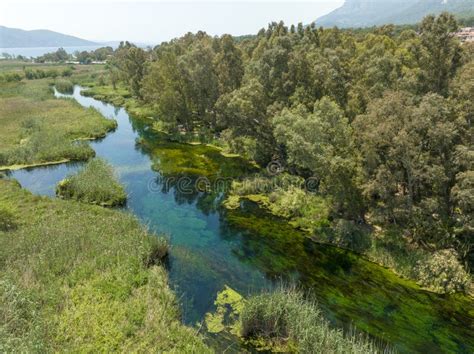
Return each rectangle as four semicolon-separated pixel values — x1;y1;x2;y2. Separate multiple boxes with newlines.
0;204;17;231
0;74;116;168
54;79;74;94
56;158;127;207
241;286;390;353
0;124;95;167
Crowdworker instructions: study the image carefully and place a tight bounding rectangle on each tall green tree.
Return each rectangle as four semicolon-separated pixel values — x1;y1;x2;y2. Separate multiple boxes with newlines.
417;12;461;96
273;97;363;218
114;43;147;98
214;34;244;95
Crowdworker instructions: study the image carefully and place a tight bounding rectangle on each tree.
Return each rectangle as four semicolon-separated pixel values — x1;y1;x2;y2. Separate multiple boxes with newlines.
142;51;193;130
273;97;363;218
214;34;244;95
114;43;147;98
354;91;466;246
216;79;274;163
417;12;461;96
181;42;218;127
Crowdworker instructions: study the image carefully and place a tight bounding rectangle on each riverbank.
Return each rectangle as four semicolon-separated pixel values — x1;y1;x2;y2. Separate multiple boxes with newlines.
224;180;473;296
0;178;210;352
0;159;71;172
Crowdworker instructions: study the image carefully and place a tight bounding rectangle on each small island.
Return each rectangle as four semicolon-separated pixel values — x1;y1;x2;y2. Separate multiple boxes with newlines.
56;158;127;207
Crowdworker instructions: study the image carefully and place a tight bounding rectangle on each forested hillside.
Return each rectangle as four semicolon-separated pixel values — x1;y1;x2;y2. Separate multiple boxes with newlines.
76;13;473;293
316;0;474;28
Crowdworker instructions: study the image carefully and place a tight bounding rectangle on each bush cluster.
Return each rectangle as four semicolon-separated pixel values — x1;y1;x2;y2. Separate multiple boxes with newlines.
0;72;22;83
414;249;471;294
55;79;74;94
24;67;73;80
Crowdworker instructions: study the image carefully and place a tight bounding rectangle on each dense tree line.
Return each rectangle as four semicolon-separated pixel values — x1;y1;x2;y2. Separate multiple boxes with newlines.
109;14;473;267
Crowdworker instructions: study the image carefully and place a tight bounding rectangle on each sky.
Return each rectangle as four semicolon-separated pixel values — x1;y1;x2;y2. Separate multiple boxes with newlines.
0;0;344;45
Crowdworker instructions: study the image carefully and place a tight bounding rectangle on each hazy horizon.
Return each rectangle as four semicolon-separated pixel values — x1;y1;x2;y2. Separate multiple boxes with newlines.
0;1;344;45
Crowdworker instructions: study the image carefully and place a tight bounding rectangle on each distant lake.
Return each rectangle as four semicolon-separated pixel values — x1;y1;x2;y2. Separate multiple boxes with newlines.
0;45;115;58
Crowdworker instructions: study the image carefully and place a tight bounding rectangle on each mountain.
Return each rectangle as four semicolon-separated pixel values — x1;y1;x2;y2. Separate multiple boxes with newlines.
316;0;474;28
0;26;98;48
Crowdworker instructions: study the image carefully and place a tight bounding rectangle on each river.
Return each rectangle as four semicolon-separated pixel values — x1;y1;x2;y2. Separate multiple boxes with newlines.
7;86;474;353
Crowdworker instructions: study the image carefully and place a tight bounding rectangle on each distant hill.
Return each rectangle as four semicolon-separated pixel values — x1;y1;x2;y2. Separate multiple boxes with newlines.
316;0;474;28
0;26;98;48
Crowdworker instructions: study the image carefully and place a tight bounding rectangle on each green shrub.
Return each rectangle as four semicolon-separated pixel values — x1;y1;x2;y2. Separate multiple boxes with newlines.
0;73;22;82
414;249;471;294
56;158;127;207
327;219;372;253
55;79;74;94
61;67;73;77
269;186;307;218
241;287;383;353
0;205;17;231
144;236;169;267
220;129;258;161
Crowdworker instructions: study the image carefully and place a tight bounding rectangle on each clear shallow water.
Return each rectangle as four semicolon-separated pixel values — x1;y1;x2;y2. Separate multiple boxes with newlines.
8;86;474;353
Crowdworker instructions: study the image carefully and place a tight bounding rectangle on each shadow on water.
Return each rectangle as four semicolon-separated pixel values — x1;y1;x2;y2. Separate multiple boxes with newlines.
9;85;474;353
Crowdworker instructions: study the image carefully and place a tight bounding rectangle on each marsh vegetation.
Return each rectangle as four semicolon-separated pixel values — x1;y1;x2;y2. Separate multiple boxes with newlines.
241;287;386;353
56;158;127;207
0;76;116;170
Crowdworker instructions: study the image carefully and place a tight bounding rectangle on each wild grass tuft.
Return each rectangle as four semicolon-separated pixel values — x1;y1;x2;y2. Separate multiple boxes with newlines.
0;204;17;231
144;236;170;267
241;286;390;353
54;79;74;94
0;125;95;168
56;158;127;207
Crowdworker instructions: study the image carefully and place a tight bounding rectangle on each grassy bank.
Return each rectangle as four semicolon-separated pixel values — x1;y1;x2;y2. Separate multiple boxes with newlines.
57;158;127;207
0;69;116;170
0;178;209;352
81;84;156;119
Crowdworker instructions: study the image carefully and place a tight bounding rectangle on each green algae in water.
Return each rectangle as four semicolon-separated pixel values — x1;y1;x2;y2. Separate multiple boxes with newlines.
139;138;259;179
224;201;474;353
205;285;245;335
